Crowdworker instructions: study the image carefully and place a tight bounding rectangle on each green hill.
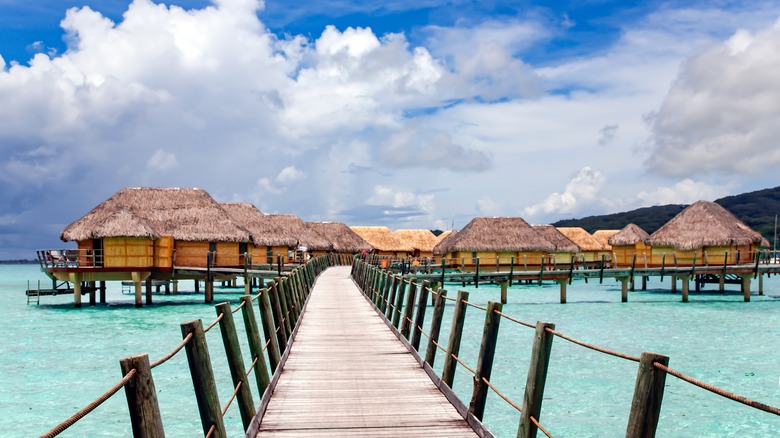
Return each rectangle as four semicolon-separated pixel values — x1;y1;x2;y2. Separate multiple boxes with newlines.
552;186;780;246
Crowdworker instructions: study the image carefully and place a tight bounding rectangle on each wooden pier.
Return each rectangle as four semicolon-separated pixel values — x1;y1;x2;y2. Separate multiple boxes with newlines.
251;266;481;436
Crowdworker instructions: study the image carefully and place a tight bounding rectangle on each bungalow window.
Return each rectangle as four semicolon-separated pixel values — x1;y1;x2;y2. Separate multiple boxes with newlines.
239;242;248;256
472;251;478;264
266;246;273;263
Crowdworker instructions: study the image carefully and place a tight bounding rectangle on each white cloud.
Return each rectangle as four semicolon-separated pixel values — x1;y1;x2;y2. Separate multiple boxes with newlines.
378;123;491;172
646;19;780;176
475;196;501;216
635;179;734;206
276;165;305;184
367;185;435;214
524;167;605;219
146;149;178;171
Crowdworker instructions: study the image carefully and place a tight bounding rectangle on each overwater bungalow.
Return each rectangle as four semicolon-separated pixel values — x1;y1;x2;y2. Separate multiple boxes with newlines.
436;217;556;270
645;201;769;266
532;225;581;265
394;229;438;260
608;224;650;267
350;226;414;259
593;230;619;255
432;230;458;260
307;221;373;255
556;227;607;264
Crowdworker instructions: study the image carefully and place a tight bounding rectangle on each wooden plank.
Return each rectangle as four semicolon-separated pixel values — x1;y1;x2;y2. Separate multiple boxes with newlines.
254;266;480;437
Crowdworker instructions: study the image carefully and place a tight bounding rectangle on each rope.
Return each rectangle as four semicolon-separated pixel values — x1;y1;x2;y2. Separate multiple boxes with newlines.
451;353;477;375
545;327;640;362
262;338;272;352
251;290;263;301
442;295;457;302
463;301;487;311
231;300;246;314
431;339;448;354
494;309;535;329
653;362;780;416
482;377;522;412
40;369;137;438
151;333;193;369
531;416;554;438
204;313;224;333
222;380;242;416
417;326;430;340
246;356;259;377
205;424;216;438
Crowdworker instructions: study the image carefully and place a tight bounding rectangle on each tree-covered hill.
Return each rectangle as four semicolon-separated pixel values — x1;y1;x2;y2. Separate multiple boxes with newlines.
552;186;780;246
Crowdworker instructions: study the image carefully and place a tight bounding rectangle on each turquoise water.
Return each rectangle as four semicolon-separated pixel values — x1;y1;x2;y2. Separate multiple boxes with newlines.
2;265;779;437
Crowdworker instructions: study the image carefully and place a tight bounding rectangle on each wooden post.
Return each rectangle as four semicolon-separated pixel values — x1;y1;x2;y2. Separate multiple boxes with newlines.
558;279;567;304
741;275;751;302
131;272;142;308
145;277;153;305
268;281;288;353
621;277;629;302
642;276;647;291
181;319;226;438
195;279;200;293
89;281;96;306
411;280;430;351
510;256;515;286
719;274;725;292
519;321;555;438
425;289;447;367
475;258;480;288
205;279;214;304
442;291;469;388
392;277;407;329
759;273;764;295
240;295;270;396
214;302;255;429
275;277;293;338
119;353;164;438
670;276;677;293
99;281;106;304
257;288;281;373
400;279;418;340
499;280;508;304
469;301;502;421
680;275;689;302
385;275;398;320
626;352;669;438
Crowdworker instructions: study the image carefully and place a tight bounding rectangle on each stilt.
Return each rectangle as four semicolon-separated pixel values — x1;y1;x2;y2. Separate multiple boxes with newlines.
620;277;628;302
719;274;725;293
195;279;200;293
205;279;214;303
695;276;701;292
670;276;677;293
244;276;251;295
173;279;178;294
629;277;635;292
132;272;143;308
145;277;153;305
741;275;751;302
681;275;689;302
641;276;647;291
99;281;106;304
759;273;764;295
89;281;96;306
71;272;82;308
231;278;237;288
499;280;508;304
558;279;567;304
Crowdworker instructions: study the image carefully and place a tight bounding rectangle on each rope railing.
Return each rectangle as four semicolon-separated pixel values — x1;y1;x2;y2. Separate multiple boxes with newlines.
531;415;554;438
151;332;193;369
482;376;523;412
204;313;224;333
653;361;780;416
40;369;137;438
544;327;641;362
205;424;216;438
494;309;535;329
245;357;259;377
231;300;246;314
262;338;272;352
463;300;487;311
451;353;477;376
251;290;263;301
221;380;243;416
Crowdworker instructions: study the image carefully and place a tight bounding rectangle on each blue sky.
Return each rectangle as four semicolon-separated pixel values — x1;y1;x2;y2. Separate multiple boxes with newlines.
2;0;780;258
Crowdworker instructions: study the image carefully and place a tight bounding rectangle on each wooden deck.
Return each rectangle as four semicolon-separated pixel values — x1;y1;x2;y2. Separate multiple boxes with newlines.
253;266;479;437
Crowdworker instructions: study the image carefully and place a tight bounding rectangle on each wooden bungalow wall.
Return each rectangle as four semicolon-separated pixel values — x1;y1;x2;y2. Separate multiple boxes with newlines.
648;244;758;266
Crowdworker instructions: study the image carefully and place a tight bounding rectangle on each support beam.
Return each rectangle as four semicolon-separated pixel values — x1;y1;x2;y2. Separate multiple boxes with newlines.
558;279;567;304
499;280;508;304
670;276;677;293
621;277;628;303
70;272;82;308
680;275;690;303
145;277;153;305
99;280;106;304
132;272;143;308
741;275;751;302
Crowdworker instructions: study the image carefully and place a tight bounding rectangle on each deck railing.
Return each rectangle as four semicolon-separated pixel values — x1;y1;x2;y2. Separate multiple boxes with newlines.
350;257;780;437
37;255;343;437
36;249;104;269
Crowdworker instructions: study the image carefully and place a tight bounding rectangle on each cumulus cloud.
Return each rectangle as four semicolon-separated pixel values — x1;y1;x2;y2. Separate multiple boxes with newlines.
378;124;491;172
276;165;305;184
475;196;501;216
524;167;605;218
635;179;734;206
146;149;178;171
646;19;780;176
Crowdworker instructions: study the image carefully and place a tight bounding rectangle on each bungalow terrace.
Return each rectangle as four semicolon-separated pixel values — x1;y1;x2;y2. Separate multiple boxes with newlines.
532;225;580;265
556;227;607;264
645;201;769;266
394;229;439;260
350;226;414;259
307;222;373;255
609;224;650;267
436;217;555;270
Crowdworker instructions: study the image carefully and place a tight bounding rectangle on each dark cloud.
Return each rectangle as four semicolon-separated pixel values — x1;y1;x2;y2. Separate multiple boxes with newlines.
379;129;492;172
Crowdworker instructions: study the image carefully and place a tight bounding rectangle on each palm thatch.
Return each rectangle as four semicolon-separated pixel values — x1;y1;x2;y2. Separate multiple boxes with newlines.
532;225;580;253
433;230;458;255
556;227;605;251
61;187;251;242
609;224;649;246
437;217;555;253
350;226;414;252
592;230;619;250
646;201;770;250
394;229;439;253
307;222;373;253
220;203;297;248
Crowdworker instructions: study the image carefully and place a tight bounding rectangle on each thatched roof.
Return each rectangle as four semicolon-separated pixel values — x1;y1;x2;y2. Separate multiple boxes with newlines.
646;201;770;250
609;224;649;246
61;188;251;242
532;225;580;253
592;230;619;250
307;222;373;253
433;230;459;255
436;217;556;253
556;227;605;251
220;203;297;248
350;226;414;252
394;229;439;253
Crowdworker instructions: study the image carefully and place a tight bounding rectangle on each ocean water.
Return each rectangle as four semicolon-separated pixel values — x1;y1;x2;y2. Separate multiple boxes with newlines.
1;264;779;437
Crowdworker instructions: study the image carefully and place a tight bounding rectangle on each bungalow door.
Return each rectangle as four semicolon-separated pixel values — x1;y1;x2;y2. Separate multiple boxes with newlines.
91;238;104;267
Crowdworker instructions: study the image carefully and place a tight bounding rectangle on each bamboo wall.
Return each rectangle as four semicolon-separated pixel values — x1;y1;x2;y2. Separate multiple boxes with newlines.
447;251;549;270
103;237;154;268
174;241;210;268
214;242;240;267
648;244;757;266
155;236;174;268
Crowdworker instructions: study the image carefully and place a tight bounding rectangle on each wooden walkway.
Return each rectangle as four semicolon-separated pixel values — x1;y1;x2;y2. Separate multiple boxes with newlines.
253;266;479;437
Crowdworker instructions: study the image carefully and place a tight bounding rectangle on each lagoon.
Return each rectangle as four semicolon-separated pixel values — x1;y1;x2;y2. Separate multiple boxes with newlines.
1;264;778;437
